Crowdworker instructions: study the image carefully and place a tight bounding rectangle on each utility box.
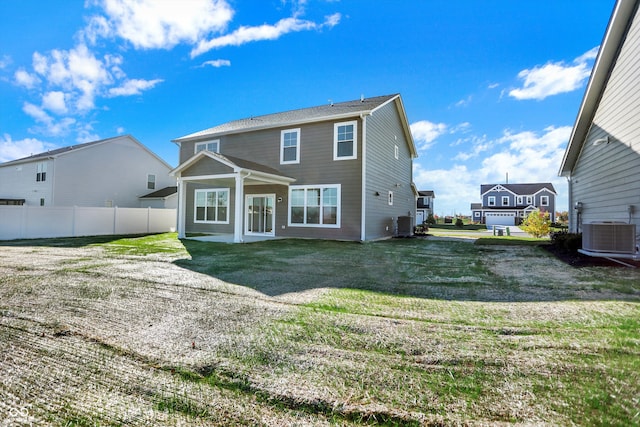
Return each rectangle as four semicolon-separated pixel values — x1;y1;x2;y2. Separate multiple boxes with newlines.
397;216;414;237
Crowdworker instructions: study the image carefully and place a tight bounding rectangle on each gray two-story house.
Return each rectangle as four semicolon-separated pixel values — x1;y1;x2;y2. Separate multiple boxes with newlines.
471;183;557;227
171;94;418;242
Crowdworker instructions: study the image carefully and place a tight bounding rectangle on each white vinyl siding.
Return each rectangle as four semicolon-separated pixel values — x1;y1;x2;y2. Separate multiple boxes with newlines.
289;184;340;228
280;128;300;164
194;188;229;224
195;140;220;154
333;121;357;160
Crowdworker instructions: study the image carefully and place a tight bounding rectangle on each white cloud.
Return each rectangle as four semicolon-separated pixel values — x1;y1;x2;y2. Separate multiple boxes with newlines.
191;13;341;57
0;55;12;69
14;69;40;89
91;0;234;49
414;126;571;216
509;47;598;100
108;78;163;96
23;102;52;124
42;91;68;114
23;102;77;136
0;134;58;163
200;59;231;68
410;120;447;151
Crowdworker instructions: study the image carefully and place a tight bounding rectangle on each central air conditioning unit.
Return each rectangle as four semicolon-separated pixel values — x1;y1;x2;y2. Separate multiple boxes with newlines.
582;222;637;254
397;216;414;237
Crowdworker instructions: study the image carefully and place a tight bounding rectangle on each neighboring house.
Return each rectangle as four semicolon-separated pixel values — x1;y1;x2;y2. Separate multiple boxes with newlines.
416;190;435;224
171;94;418;242
559;0;640;234
0;135;176;208
139;186;178;209
470;183;557;227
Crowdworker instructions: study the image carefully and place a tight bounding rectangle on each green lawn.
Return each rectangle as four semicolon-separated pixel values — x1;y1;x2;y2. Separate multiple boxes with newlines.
1;232;639;425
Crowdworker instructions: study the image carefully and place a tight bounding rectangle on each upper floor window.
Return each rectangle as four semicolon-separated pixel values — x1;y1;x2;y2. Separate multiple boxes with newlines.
502;196;509;206
488;196;496;206
540;195;549;206
147;174;156;190
334;121;357;160
394;145;399;159
516;196;524;205
195;140;220;154
36;162;47;182
526;195;533;205
280;128;300;164
388;191;394;206
194;188;229;224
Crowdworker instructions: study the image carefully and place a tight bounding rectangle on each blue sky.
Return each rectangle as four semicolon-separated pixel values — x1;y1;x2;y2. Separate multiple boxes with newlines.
0;0;615;216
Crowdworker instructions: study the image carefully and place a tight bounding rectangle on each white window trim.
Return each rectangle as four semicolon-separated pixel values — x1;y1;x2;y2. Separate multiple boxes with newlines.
333;121;358;161
195;140;220;154
540;195;549;206
394;145;399;159
502;196;509;206
488;196;496;206
526;195;533;205
280;128;300;165
288;184;341;228
516;196;524;205
194;188;230;224
388;191;394;206
147;174;156;190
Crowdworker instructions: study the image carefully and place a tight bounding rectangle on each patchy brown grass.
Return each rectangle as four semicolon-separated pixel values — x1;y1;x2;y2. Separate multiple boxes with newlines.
0;234;639;425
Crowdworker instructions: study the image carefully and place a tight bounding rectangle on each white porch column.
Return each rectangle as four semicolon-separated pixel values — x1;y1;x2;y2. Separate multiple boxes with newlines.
177;178;186;238
234;172;244;243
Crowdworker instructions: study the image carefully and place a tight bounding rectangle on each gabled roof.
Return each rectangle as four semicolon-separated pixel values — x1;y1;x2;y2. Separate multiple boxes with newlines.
140;186;177;199
480;183;557;196
559;0;640;176
0;135;173;169
171;151;295;185
173;94;418;158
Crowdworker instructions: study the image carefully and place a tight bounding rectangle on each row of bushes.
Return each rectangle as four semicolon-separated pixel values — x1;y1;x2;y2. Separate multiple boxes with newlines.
550;231;582;253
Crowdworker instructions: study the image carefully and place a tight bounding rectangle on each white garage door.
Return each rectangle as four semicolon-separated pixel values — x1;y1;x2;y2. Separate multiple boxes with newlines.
485;213;515;227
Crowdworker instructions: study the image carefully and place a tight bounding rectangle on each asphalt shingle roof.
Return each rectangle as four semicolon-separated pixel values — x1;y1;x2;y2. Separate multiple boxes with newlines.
173;94;399;142
480;183;557;195
0;136;123;166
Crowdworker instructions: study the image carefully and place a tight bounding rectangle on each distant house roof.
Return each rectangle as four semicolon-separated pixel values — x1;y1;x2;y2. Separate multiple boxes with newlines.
172;94;418;158
470;203;482;210
559;0;639;176
140;186;177;199
0;135;173;169
480;183;557;196
418;190;435;197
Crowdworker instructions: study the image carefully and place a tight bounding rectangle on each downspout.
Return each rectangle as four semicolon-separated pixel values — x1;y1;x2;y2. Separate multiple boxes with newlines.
566;176;574;233
177;177;186;238
360;112;370;241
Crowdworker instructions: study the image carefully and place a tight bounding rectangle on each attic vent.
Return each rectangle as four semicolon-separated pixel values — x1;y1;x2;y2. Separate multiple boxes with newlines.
582;222;636;254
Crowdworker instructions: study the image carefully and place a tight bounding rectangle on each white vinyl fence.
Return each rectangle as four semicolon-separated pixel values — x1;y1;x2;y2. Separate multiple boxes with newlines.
0;206;176;240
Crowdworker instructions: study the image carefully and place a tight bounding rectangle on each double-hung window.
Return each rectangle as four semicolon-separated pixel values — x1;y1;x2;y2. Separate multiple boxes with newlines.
280;128;300;164
195;140;220;154
526;195;533;205
502;196;509;206
540;195;549;206
488;196;496;207
516;196;524;205
194;188;229;223
289;185;340;227
147;174;156;190
334;121;357;160
36;162;47;182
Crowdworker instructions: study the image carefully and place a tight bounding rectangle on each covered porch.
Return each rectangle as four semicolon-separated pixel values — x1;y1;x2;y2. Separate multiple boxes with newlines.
171;151;295;243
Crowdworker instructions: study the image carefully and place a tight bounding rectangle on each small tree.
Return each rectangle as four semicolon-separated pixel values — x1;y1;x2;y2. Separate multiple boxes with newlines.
521;209;551;238
426;213;436;226
455;218;464;228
